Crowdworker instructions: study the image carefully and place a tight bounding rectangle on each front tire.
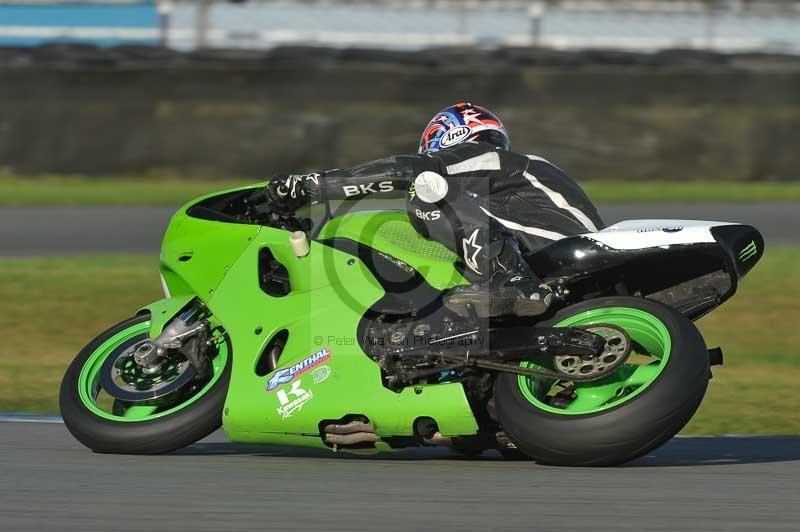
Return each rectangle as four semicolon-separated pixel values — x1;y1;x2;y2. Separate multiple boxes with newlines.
494;296;709;466
60;315;230;454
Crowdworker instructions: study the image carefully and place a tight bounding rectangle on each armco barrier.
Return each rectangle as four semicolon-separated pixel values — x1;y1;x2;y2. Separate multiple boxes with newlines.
1;45;799;181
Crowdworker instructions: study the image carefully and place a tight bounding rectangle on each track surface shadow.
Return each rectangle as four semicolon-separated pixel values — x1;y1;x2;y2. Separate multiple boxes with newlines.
176;434;800;467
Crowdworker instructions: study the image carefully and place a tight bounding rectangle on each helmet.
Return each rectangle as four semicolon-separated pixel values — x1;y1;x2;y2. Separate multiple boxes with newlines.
418;102;510;154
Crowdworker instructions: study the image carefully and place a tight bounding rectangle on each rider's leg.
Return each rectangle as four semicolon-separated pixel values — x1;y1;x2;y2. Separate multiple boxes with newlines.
443;234;554;318
406;171;552;318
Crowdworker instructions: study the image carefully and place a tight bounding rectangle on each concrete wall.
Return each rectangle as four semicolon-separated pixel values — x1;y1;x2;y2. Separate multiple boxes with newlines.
2;46;799;181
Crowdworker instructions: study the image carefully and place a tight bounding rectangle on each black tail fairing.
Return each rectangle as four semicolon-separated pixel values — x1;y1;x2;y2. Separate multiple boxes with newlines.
526;236;730;297
524;224;763;320
710;224;764;279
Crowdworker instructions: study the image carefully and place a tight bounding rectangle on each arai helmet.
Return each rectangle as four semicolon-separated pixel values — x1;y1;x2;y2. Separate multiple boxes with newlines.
418;102;510;154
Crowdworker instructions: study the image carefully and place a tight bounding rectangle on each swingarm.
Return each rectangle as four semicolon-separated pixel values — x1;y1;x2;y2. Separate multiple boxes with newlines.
385;324;631;383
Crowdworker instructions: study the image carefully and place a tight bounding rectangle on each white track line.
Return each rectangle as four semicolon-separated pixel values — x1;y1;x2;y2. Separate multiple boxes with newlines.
0;414;63;424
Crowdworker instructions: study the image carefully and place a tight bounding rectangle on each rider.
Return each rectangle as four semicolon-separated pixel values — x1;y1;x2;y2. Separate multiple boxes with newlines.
263;102;603;318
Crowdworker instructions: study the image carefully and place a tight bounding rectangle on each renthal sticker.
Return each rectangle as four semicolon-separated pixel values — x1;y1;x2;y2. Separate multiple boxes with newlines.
311;365;332;384
342;181;394;197
266;348;331;391
415;209;441;221
440;125;472;147
276;381;313;420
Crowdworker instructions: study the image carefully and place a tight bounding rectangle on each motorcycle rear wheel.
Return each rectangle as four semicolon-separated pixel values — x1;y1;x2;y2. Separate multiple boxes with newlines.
60;314;230;454
494;296;709;466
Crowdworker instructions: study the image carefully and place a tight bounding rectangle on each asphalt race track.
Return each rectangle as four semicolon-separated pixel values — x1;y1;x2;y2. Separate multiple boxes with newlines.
1;419;798;532
1;203;798;256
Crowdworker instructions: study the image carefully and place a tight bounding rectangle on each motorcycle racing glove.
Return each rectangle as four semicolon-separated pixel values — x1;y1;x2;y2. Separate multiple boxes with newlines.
264;174;319;215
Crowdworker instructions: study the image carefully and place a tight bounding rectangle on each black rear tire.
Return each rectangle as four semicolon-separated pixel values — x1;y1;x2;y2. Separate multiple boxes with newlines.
59;315;231;454
494;296;709;466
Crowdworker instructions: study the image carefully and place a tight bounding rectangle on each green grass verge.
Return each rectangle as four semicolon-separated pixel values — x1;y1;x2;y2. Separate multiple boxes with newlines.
0;255;162;414
0;249;798;434
1;174;800;205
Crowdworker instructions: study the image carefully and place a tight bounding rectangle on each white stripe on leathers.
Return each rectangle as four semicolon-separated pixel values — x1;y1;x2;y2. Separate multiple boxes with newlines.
445;151;501;175
526;154;567;174
446;151;598;234
479;207;568;241
522;171;599;233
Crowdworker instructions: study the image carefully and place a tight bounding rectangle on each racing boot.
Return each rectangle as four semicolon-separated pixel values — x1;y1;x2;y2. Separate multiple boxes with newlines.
444;237;553;319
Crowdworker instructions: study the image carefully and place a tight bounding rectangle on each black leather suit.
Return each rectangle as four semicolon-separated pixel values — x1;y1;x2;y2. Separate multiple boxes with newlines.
303;142;604;280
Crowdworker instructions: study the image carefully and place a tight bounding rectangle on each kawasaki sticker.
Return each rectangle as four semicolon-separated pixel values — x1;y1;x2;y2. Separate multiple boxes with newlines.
276;381;313;420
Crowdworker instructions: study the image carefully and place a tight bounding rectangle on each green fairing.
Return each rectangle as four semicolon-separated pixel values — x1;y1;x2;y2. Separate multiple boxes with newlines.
140;185;264;338
151;196;478;448
317;210;468;290
159;201;262;299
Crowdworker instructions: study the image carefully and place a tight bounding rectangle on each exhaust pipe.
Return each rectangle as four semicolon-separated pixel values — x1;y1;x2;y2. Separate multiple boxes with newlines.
324;432;381;446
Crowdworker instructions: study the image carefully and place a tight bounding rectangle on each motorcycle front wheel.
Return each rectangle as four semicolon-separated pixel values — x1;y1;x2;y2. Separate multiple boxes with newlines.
60;314;230;454
494;296;710;466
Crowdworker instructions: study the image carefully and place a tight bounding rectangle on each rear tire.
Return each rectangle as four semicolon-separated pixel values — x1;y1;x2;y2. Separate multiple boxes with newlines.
60;315;230;454
494;296;709;466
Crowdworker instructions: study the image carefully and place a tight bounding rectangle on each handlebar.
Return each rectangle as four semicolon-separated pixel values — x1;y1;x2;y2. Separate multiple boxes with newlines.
247;189;268;205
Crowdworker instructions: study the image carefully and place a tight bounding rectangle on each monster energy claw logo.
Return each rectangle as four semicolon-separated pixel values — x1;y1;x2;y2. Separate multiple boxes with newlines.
739;240;758;262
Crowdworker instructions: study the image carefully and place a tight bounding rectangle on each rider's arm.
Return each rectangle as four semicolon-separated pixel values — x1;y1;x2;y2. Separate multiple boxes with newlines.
304;154;442;203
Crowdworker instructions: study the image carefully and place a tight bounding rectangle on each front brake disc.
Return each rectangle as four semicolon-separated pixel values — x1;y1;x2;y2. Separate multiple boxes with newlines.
99;341;197;402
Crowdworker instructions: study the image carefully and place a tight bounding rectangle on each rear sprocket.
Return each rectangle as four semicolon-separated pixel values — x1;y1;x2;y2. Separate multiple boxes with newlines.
553;324;631;380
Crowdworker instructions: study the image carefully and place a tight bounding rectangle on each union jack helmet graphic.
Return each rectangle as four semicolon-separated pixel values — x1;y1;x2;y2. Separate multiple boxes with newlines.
418;102;510;154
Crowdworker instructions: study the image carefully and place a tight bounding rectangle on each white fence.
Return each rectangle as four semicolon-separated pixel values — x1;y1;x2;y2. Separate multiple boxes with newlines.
164;0;800;53
2;0;800;53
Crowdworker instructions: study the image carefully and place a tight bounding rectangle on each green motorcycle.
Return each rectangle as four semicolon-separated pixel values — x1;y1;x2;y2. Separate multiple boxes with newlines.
60;185;763;465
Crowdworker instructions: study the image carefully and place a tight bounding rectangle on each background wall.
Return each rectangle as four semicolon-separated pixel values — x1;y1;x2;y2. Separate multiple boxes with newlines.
2;45;799;181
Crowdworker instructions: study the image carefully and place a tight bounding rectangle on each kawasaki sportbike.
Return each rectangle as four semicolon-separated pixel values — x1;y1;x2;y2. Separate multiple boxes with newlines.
60;185;763;465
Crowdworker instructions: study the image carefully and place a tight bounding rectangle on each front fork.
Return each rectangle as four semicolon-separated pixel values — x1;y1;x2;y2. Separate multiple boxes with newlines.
135;302;214;378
